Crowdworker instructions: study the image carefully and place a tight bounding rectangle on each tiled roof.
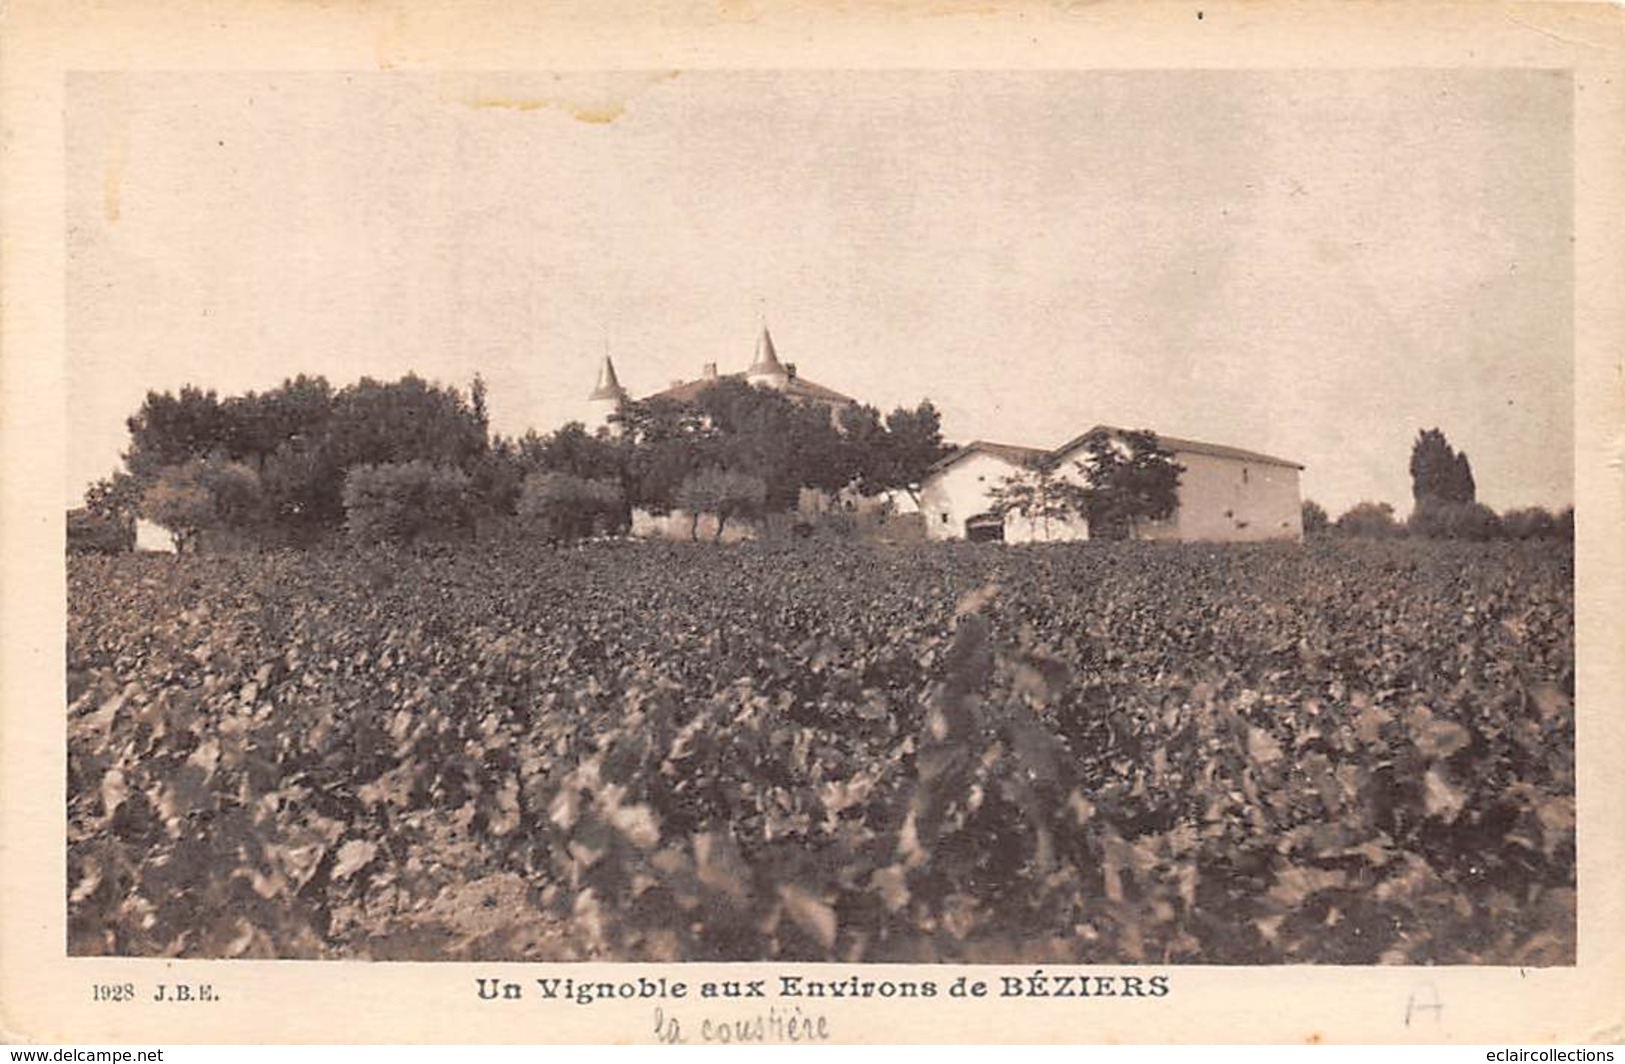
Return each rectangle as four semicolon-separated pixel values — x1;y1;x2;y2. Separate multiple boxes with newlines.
633;325;856;408
1051;426;1304;470
927;439;1049;475
780;376;856;405
643;371;855;407
645;374;737;404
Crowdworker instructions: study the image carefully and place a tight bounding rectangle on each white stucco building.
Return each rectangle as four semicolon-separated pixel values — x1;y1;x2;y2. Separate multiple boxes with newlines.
918;441;1088;543
918;427;1304;543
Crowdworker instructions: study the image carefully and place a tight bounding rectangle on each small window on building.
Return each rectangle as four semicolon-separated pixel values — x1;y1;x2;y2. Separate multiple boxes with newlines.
940;513;950;524
1243;467;1250;484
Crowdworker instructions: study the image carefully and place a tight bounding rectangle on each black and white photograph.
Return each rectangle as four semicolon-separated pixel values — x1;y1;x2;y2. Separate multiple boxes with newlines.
6;0;1624;1047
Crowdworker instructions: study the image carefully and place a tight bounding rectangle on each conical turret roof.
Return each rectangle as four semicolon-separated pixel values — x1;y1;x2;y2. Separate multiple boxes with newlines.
747;326;787;377
588;355;628;402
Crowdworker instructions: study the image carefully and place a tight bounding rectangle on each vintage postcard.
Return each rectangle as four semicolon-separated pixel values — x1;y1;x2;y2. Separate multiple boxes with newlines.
3;0;1623;1046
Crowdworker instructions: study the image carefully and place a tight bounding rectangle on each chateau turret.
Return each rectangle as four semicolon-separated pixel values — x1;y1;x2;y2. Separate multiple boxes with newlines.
586;354;627;431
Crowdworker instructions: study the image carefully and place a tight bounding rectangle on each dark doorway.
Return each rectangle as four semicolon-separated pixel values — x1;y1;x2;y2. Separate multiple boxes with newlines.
965;512;1005;543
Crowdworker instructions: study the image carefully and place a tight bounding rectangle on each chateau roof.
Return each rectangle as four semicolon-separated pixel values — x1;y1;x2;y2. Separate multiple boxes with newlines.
748;326;786;376
645;371;855;407
587;355;628;402
640;326;855;407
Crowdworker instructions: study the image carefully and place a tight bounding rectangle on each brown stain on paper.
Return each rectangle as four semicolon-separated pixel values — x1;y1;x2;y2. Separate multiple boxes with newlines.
462;70;680;127
470;96;626;125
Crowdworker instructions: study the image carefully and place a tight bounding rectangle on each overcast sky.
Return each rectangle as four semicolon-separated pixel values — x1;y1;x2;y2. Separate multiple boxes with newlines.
66;69;1573;515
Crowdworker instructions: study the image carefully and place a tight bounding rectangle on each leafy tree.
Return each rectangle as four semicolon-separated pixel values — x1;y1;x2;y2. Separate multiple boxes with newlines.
141;457;262;553
122;374;491;545
1410;428;1476;505
325;374;487;472
207;376;343;541
341;461;474;545
989;458;1078;541
142;464;214;553
842;400;951;504
525;421;628;485
505;421;632;527
837;404;889;494
782;400;852;499
209;458;266;529
84;472;144;529
675;467;767;542
219;375;336;463
612;383;947;521
693;379;836;512
1069;428;1184;540
124;386;233;479
1334;500;1403;538
1301;499;1330;537
517;472;624;547
470;373;490;436
468;435;527;519
615;397;719;515
257;438;338;541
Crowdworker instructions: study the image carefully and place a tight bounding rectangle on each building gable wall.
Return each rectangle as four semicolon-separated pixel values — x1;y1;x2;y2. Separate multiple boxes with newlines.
918;451;1090;542
1147;449;1302;542
919;452;1022;541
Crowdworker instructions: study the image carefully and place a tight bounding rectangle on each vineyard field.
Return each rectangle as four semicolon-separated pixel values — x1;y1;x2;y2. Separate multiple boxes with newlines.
66;539;1575;964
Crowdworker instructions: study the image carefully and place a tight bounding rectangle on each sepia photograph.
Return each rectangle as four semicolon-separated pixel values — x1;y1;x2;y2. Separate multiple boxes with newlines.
60;67;1577;967
5;0;1623;1047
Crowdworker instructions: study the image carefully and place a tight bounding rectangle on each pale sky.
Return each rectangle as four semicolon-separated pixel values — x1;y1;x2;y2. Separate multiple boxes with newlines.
66;70;1573;515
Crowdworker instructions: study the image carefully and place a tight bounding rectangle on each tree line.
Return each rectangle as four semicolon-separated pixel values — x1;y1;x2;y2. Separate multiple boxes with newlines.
69;373;950;552
1302;428;1573;542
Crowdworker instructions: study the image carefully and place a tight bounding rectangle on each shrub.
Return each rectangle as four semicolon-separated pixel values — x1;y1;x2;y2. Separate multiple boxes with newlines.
1501;506;1560;541
517;472;624;547
1409;498;1502;541
141;457;264;553
1334;501;1404;539
1301;500;1330;537
66;507;134;555
342;461;474;545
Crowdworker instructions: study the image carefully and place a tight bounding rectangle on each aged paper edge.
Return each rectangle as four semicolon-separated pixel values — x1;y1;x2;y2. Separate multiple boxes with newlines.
2;0;1622;1046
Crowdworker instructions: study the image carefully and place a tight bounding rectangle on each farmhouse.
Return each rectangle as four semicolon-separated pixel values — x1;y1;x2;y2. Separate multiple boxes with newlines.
919;427;1305;544
917;441;1086;544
